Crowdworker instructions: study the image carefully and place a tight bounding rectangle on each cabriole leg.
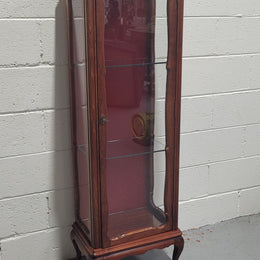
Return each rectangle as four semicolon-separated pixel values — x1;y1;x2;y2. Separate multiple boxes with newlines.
172;236;184;260
72;239;82;260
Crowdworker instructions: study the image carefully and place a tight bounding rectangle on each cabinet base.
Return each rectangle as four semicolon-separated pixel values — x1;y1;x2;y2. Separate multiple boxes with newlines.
70;226;184;260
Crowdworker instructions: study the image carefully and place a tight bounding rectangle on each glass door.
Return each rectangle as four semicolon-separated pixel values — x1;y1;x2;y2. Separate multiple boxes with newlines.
97;0;176;247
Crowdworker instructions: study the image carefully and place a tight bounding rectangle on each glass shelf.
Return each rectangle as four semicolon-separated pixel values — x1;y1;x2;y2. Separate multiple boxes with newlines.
106;61;166;69
77;138;165;161
107;138;165;160
77;144;89;155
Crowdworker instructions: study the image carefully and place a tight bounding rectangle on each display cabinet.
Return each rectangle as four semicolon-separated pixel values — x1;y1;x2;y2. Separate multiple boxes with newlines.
66;0;184;259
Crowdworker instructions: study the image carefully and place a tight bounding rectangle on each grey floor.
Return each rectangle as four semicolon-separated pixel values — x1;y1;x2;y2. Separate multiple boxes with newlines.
77;214;260;260
180;214;260;260
125;214;260;260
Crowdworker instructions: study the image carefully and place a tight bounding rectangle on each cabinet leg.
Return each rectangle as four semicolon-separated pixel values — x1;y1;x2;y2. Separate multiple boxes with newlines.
72;239;82;260
172;236;184;260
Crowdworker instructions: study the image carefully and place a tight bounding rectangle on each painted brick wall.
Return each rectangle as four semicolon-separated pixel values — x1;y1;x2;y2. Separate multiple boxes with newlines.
0;0;260;259
0;1;75;259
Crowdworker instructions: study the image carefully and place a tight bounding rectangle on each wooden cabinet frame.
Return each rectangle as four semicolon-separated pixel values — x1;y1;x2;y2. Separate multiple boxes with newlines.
66;0;184;259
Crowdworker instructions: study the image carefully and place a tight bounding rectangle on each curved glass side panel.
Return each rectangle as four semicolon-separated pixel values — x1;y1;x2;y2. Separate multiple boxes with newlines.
71;0;92;237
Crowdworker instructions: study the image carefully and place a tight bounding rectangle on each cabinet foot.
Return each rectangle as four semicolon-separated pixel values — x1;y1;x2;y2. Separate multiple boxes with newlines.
172;236;184;260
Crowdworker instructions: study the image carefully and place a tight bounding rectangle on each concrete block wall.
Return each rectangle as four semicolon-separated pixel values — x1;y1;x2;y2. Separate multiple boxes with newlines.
0;0;259;259
0;0;75;259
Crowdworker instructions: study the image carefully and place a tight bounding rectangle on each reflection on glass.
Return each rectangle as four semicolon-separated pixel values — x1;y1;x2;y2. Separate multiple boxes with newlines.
104;0;168;241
